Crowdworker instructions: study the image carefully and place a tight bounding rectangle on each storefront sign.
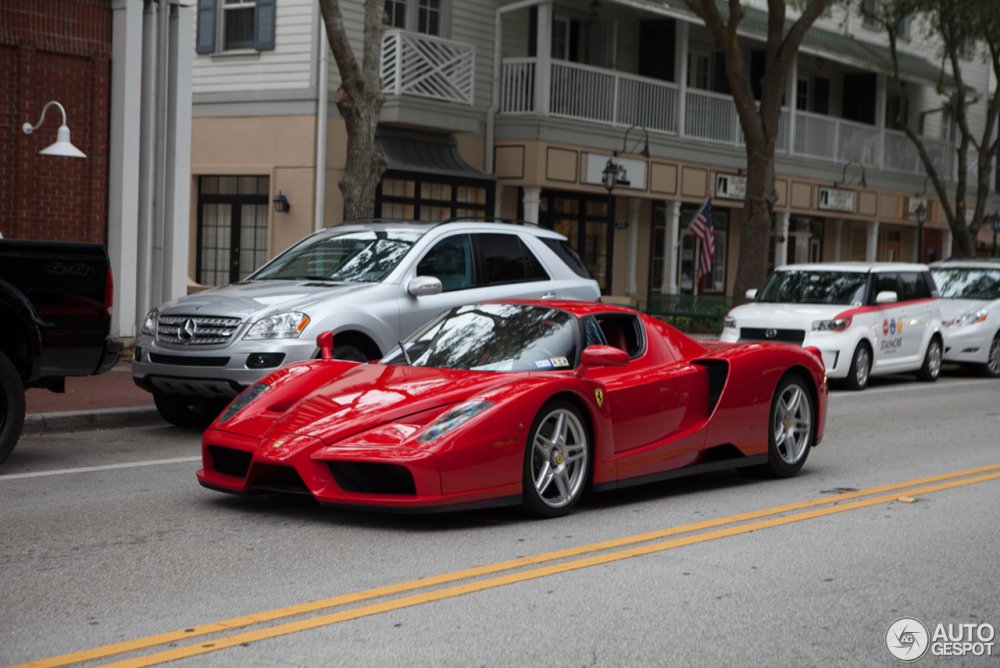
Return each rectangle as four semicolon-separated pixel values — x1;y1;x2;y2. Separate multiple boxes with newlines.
584;154;646;190
715;174;746;199
818;187;855;213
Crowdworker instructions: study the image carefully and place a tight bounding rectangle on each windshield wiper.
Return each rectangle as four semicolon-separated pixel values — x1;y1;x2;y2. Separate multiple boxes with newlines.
398;341;412;365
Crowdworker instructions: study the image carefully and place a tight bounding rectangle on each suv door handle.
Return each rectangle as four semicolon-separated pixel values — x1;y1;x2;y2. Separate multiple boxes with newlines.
542;291;557;299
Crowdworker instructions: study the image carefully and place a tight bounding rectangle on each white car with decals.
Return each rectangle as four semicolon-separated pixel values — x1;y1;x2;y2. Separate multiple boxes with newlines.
720;263;943;390
930;258;1000;377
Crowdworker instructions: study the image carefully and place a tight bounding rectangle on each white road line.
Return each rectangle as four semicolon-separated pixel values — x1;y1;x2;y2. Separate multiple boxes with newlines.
830;378;991;398
0;456;201;481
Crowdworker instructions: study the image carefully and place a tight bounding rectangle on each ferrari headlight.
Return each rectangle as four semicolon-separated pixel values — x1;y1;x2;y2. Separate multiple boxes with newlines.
723;315;737;329
944;308;988;328
243;312;311;340
812;317;851;332
418;400;494;443
217;383;270;423
141;309;158;336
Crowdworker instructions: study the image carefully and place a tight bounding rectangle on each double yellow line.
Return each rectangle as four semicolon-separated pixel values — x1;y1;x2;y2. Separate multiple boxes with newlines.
14;462;1000;668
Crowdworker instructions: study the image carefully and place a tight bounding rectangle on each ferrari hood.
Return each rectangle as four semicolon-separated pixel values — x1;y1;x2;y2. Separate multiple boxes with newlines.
156;280;387;321
271;364;533;445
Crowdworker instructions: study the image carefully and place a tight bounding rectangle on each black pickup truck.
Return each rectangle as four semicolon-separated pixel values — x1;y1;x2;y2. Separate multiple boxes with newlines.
0;239;121;464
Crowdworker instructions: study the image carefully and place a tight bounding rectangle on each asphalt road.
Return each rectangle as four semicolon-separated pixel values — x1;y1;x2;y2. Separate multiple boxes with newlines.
2;372;999;667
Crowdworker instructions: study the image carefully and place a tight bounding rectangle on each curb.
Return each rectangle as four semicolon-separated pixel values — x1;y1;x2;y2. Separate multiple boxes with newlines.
24;406;162;434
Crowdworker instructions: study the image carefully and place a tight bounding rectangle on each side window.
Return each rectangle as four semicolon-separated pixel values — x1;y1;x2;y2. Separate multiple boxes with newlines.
898;272;931;301
417;235;473;292
596;314;644;358
196;0;276;55
541;238;592;278
475;234;551;286
872;273;899;301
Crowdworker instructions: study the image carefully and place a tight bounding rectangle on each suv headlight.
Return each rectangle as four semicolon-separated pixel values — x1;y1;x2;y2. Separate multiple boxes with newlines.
723;315;737;329
243;312;311;340
812;317;851;332
141;309;158;336
944;308;988;328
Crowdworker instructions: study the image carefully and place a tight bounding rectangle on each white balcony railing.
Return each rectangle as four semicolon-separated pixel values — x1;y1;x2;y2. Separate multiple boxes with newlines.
381;30;474;105
498;56;956;182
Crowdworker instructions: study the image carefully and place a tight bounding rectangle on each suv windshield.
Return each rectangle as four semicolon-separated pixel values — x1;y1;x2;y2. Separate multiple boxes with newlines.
250;230;422;283
382;303;579;372
758;270;868;305
931;267;1000;300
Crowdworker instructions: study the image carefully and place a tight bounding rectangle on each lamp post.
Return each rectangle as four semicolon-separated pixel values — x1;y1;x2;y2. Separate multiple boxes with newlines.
602;158;625;294
914;201;927;262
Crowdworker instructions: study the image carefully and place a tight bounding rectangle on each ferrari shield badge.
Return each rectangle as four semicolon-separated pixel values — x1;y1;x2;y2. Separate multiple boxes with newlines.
594;388;605;407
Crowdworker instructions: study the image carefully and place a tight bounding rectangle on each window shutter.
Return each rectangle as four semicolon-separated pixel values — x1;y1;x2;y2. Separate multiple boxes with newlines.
196;0;217;54
254;0;277;51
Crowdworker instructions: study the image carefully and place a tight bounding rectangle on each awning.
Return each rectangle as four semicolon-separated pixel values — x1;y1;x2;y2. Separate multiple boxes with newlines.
375;128;495;181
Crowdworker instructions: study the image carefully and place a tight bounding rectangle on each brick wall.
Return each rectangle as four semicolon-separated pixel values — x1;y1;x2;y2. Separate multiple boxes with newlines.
0;0;112;242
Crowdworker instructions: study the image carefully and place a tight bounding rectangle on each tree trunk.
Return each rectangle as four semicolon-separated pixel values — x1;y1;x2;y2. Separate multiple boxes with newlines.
733;145;777;301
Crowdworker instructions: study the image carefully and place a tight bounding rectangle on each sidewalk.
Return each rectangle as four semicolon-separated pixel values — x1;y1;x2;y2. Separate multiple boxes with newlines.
24;361;160;433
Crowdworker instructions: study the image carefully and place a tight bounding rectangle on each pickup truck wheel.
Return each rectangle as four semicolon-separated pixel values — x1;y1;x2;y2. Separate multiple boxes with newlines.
153;392;223;429
0;351;26;465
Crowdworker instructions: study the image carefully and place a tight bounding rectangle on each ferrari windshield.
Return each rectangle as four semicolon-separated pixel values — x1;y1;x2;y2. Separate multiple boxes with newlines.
250;230;422;283
381;303;579;372
931;267;1000;300
758;270;868;305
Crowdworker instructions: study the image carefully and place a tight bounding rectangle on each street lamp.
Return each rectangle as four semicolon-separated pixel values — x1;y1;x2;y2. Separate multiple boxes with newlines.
914;201;927;261
21;100;86;158
601;158;627;293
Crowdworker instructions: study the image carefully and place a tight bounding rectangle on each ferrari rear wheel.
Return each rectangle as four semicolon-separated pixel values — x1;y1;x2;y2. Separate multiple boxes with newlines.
763;374;813;478
522;401;590;518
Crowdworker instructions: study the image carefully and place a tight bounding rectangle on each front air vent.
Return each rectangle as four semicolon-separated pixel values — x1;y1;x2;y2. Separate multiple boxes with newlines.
328;462;416;495
207;445;252;478
739;328;806;344
150;353;230;367
157;315;243;345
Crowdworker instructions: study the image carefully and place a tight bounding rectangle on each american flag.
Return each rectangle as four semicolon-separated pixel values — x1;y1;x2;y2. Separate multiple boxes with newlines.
689;197;714;279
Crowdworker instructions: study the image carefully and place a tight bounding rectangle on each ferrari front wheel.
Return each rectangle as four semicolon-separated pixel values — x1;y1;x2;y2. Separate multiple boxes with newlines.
522;401;590;518
763;374;813;478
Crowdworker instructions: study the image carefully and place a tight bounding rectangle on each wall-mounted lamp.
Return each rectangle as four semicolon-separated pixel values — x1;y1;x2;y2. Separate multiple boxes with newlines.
615;124;651;159
602;158;628;191
272;191;291;213
833;161;866;189
22;101;86;158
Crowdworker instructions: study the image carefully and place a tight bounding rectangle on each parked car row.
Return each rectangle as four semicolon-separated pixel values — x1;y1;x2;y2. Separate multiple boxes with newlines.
721;258;1000;388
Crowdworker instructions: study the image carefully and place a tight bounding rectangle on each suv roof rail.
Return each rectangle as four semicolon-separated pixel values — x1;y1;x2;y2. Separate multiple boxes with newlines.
439;216;538;227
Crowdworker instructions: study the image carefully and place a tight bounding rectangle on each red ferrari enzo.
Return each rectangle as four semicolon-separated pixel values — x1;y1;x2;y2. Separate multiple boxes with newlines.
198;301;827;517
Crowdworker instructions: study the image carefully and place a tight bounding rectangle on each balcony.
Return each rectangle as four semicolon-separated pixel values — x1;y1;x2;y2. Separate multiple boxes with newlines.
499;56;954;181
381;30;474;106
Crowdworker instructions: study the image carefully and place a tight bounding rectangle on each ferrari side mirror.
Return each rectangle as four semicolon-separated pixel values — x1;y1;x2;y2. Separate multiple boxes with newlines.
576;345;629;376
317;330;334;360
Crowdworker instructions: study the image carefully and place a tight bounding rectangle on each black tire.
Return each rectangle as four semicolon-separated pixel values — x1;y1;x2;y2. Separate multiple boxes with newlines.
844;342;872;391
522;400;591;518
757;373;814;478
0;351;26;465
982;334;1000;378
153;392;224;429
917;336;942;382
332;344;369;362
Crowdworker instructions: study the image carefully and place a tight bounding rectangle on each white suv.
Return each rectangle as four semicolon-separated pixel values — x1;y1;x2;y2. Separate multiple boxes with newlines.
134;221;600;425
720;262;943;390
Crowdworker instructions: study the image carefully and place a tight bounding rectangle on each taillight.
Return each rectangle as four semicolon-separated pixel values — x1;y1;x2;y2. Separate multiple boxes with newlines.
105;266;114;317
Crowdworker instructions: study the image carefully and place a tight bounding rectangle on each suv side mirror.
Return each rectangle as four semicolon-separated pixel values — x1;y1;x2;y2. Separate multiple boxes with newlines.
745;288;758;300
408;276;443;297
875;290;898;305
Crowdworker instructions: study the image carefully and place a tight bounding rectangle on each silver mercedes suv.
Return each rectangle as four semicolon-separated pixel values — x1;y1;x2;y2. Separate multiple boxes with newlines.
133;221;600;426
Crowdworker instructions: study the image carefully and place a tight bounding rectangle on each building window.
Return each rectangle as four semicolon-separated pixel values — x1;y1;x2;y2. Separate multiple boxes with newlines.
376;174;491;222
196;0;276;54
679;207;728;294
418;0;442;35
861;0;879;29
385;0;406;29
536;191;612;293
552;17;571;60
196;176;270;287
796;78;809;111
384;0;445;36
687;51;713;91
